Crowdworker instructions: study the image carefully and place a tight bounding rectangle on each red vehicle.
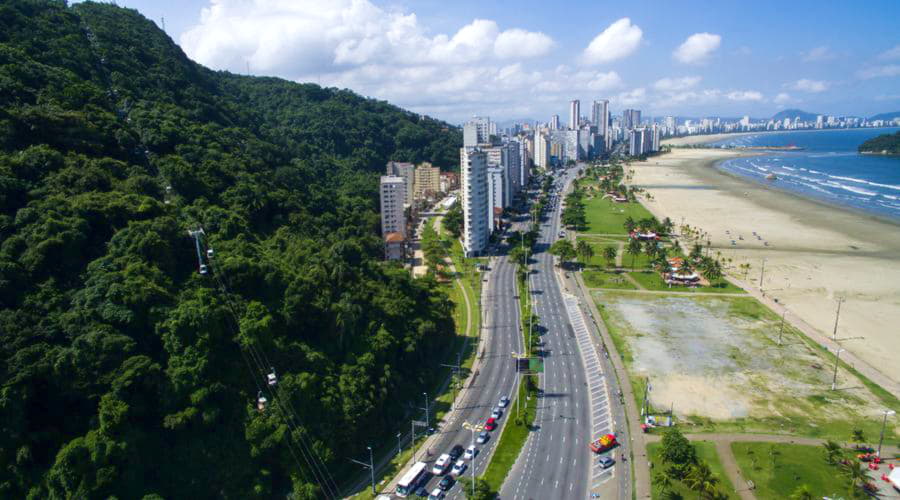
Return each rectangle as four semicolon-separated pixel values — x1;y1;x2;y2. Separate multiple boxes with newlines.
484;418;497;431
589;434;618;454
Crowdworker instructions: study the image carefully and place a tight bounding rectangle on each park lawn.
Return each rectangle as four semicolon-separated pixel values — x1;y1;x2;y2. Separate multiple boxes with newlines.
648;441;738;500
628;271;747;294
730;443;855;500
584;196;655;235
583;269;638;290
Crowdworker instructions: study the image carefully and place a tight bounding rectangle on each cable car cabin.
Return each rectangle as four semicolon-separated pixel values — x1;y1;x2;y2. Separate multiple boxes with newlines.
206;248;214;258
267;371;277;386
199;264;208;275
257;392;267;413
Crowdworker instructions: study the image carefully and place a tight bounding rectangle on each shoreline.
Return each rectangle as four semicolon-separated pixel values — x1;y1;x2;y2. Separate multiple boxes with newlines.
627;148;900;393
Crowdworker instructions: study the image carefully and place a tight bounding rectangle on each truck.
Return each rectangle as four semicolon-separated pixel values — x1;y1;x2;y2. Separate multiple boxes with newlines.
589;433;618;454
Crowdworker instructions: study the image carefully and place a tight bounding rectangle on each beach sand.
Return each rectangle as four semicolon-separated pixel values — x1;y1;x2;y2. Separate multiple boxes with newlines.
628;148;900;392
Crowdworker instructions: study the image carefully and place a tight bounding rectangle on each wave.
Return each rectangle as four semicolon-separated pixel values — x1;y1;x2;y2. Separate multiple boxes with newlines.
826;182;877;196
781;166;796;171
828;174;900;192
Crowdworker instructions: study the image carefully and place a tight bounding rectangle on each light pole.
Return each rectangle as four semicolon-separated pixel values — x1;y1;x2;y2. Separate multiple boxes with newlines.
759;258;766;288
877;410;896;457
831;297;844;341
462;421;484;499
831;348;844;391
368;446;374;495
423;392;429;429
397;432;402;457
777;308;786;346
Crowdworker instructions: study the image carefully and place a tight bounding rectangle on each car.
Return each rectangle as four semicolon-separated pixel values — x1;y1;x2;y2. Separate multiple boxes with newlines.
451;459;468;477
438;475;455;491
484;417;497;431
428;487;445;500
476;431;490;444
449;444;465;460
598;456;615;469
416;485;430;497
463;445;477;460
491;408;503;419
432;453;451;475
498;396;510;408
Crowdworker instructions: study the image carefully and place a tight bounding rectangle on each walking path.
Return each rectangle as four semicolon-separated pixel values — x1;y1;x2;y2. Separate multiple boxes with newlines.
585;286;748;297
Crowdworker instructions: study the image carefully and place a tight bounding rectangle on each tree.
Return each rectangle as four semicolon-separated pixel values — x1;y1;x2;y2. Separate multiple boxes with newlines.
683;462;721;500
822;440;842;465
851;428;866;449
603;245;618;269
690;243;704;261
549;240;576;267
626;238;643;271
623;216;636;234
653;468;675;496
840;459;868;496
576;240;594;267
456;477;494;500
789;485;815;500
443;201;463;238
659;427;697;470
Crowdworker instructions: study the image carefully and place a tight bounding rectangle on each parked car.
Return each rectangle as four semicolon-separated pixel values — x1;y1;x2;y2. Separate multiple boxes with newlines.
476;431;490;444
598;455;615;469
432;454;451;475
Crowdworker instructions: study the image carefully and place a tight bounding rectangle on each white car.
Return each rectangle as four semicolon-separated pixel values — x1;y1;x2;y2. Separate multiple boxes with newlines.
432;453;451;475
498;396;510;408
428;487;445;500
451;459;468;477
491;408;503;419
463;445;477;460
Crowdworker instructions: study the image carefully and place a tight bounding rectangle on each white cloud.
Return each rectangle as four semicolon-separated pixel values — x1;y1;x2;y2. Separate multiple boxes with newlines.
877;44;900;61
790;79;829;92
857;64;900;79
582;18;643;65
802;46;835;62
774;92;792;104
726;90;764;101
494;29;555;59
653;76;702;92
673;33;721;64
875;94;900;101
615;87;646;107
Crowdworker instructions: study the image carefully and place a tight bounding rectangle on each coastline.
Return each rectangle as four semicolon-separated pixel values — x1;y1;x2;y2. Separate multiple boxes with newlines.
662;126;900;146
627;148;900;393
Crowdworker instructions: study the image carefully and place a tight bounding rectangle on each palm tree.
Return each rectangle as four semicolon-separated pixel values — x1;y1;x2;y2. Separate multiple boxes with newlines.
576;240;594;268
684;462;721;500
789;485;814;500
841;459;868;495
624;216;636;234
627;238;642;271
653;468;675;496
603;245;618;269
851;429;866;450
822;440;842;465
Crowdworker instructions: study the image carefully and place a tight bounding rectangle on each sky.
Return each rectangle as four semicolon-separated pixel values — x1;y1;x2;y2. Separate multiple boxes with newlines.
84;0;900;124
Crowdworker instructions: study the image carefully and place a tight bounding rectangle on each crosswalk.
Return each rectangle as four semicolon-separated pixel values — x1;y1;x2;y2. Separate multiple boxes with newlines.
563;293;616;491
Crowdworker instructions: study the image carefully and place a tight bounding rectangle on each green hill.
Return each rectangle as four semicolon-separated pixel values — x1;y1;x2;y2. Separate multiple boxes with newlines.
858;131;900;155
771;109;819;122
0;1;460;498
868;111;900;122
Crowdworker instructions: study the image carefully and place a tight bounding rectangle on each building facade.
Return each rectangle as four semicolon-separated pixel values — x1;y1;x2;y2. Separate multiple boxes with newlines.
460;148;488;257
569;99;580;130
463;116;492;147
385;161;415;205
379;175;407;260
414;162;440;201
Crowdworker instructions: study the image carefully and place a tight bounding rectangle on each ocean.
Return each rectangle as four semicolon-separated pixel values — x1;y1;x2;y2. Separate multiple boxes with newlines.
708;127;900;220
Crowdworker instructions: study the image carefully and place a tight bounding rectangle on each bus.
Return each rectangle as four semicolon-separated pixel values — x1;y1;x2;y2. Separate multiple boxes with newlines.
395;461;428;497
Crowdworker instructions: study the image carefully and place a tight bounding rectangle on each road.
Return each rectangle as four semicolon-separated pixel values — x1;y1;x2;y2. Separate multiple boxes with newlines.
500;166;622;500
410;250;524;499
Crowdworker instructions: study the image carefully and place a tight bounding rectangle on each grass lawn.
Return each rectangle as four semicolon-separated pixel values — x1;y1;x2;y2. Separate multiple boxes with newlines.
648;441;737;499
731;443;856;500
628;271;746;294
584;196;655;235
583;269;638;290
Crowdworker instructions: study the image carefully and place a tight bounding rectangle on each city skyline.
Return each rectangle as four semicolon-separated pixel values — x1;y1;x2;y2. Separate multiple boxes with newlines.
77;0;900;123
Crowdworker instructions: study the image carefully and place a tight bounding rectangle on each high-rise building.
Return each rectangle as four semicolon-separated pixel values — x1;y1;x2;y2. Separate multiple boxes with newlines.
380;175;407;260
414;162;440;201
550;114;560;130
460;148;489;257
504;140;521;199
535;132;550;169
623;109;642;130
628;127;659;156
463;116;492;147
569;100;580;130
591;100;609;138
385;161;415;205
487;166;505;228
664;116;676;135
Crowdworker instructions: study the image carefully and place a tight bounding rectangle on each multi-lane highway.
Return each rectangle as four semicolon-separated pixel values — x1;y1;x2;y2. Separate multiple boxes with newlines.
500;166;623;500
409;248;524;499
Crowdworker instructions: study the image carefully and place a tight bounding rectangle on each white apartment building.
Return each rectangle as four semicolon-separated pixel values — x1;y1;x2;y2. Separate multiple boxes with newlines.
385;161;415;205
569;100;580;130
460;147;489;257
487;166;505;230
463;116;492;147
535;132;550;168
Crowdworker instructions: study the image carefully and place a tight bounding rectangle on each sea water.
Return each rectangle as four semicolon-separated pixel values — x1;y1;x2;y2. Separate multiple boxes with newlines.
709;127;900;220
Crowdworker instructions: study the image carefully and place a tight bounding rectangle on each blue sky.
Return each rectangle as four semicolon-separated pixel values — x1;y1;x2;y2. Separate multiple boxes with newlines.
86;0;900;123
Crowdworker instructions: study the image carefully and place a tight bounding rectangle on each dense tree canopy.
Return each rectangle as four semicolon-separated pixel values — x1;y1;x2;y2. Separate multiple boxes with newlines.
0;1;462;498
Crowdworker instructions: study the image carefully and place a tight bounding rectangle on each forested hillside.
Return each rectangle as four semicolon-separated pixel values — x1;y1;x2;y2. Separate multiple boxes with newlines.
0;1;461;498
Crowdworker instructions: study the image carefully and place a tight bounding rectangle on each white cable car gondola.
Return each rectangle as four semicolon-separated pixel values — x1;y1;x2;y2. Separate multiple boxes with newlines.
199;264;208;275
267;368;277;387
206;248;214;259
257;391;267;413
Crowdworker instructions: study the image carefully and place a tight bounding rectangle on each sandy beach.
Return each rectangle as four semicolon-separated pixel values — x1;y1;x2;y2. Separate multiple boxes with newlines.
628;148;900;391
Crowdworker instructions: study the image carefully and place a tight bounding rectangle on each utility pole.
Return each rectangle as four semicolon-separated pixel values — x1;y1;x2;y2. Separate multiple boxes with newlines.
831;297;844;341
348;446;376;495
831;348;844;391
423;392;429;429
778;308;786;346
878;410;896;457
758;258;766;288
397;432;402;457
440;353;461;410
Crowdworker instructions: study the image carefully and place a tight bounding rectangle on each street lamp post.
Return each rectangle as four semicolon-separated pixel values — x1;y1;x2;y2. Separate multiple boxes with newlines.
462;421;484;499
759;258;766;288
367;446;375;495
831;348;845;391
778;308;786;346
832;297;844;341
397;432;402;457
877;410;896;457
